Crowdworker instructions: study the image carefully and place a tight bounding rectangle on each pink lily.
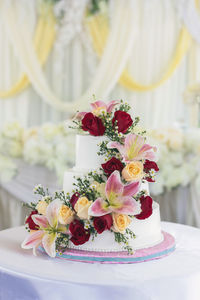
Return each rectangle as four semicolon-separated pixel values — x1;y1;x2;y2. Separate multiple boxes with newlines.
21;199;67;257
76;100;119;119
108;133;157;162
88;170;140;217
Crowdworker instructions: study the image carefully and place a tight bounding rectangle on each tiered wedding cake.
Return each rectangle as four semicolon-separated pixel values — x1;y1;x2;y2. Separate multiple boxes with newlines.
22;100;174;262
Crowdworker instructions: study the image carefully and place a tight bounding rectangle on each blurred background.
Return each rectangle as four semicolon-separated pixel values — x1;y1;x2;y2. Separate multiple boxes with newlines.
0;0;200;229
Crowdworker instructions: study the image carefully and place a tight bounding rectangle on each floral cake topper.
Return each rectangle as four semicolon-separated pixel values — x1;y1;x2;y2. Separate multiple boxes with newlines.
22;100;159;257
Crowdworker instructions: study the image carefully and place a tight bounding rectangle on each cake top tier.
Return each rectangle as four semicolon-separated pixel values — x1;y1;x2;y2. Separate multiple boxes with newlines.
75;134;107;170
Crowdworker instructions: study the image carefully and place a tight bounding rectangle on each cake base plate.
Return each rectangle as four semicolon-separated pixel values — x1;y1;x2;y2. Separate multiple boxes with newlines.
39;231;175;264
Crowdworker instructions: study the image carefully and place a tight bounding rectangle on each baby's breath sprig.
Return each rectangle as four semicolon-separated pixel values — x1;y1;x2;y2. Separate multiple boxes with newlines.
88;170;105;183
72;175;100;201
118;100;131;112
68;118;82;131
33;184;46;196
56;232;70;253
98;140;119;158
23;202;37;210
54;190;66;203
113;229;136;255
134;190;147;201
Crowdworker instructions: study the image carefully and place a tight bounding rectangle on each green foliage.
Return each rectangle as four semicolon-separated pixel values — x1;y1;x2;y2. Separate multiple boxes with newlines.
113;228;136;254
73;175;101;201
56;233;70;253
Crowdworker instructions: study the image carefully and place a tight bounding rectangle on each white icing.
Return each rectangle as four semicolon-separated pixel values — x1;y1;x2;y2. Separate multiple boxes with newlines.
63;134;163;252
75;134;107;170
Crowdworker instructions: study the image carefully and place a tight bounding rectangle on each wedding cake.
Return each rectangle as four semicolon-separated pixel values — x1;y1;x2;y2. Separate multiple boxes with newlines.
22;100;174;262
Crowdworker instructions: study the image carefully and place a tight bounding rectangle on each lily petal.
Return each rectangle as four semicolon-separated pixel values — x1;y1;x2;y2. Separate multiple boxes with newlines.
113;196;138;215
123;181;140;197
31;214;48;229
90;101;106;111
107;141;125;156
105;171;123;200
124;134;145;161
21;230;44;250
75;111;87;120
42;233;57;258
88;198;112;216
46;199;62;228
106;100;119;113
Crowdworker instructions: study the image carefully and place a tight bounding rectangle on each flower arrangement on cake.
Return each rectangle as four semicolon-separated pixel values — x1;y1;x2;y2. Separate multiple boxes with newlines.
21;100;175;263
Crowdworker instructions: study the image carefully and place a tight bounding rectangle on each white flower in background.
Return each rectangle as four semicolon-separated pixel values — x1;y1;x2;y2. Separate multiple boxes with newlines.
2;121;24;140
166;128;183;151
0;154;17;182
40;123;64;140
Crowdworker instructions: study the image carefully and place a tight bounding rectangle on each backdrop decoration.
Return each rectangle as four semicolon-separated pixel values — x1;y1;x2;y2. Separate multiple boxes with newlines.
87;13;191;91
0;0;56;99
1;0;135;113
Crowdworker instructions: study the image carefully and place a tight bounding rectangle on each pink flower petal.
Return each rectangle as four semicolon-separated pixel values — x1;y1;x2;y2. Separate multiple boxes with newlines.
106;100;119;113
123;181;140;197
74;112;87;120
113;196;138;215
90;101;106;111
124;134;145;161
42;233;57;258
31;215;48;229
88;198;112;217
139;143;153;153
107;141;125;156
21;230;44;249
105;171;123;200
46;199;62;228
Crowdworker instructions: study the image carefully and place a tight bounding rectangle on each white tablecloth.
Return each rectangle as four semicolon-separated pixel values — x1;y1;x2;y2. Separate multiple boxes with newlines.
0;222;200;300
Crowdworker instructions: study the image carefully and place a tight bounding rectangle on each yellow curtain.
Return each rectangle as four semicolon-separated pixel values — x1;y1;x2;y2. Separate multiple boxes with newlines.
87;14;191;91
0;10;56;99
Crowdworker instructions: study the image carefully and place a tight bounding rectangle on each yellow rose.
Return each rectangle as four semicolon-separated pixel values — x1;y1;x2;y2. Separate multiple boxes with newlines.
36;200;48;215
58;205;74;225
112;213;131;234
74;197;92;220
122;161;144;182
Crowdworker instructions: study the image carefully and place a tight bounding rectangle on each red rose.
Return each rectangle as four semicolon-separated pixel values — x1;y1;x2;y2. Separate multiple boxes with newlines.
70;192;80;208
144;160;159;172
112;110;133;133
93;214;113;234
25;210;38;230
69;220;90;245
135;196;153;220
102;157;124;176
144;160;159;182
82;112;105;136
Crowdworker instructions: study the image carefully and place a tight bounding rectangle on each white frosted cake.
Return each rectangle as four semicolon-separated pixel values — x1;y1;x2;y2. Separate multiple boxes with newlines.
63;134;163;252
22;100;171;262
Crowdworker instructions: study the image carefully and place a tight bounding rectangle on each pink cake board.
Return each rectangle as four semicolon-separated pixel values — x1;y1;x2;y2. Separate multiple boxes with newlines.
39;231;175;264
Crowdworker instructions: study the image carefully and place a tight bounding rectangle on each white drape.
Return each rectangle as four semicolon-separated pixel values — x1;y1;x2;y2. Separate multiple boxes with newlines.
0;0;199;128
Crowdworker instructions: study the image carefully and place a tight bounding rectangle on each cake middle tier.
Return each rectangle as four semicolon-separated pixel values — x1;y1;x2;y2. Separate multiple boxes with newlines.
63;169;149;194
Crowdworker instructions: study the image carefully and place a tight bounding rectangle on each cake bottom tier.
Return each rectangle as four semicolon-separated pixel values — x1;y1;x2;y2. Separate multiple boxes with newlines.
39;231;175;264
68;202;163;252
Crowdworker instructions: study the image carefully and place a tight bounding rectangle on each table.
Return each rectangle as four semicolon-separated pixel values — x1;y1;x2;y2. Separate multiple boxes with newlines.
0;222;200;300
